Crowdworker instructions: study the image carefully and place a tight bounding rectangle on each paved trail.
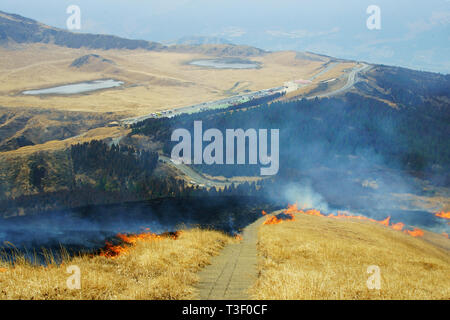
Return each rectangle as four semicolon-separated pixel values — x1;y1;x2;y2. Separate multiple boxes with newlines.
196;216;266;300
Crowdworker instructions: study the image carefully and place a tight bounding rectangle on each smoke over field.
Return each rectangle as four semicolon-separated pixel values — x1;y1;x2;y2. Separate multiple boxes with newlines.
0;197;276;264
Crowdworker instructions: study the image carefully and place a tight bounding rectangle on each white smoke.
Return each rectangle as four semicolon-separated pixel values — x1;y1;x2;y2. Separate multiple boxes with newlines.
281;181;329;212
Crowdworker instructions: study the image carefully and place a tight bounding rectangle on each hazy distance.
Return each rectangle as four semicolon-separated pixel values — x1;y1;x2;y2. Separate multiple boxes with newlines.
1;0;449;73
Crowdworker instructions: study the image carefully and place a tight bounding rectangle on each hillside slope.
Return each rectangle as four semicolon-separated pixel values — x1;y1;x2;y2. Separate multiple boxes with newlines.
0;229;235;300
0;11;164;51
0;10;265;57
251;212;449;299
0;106;118;152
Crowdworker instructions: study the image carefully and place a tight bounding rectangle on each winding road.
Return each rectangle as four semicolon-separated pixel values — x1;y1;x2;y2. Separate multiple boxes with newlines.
122;62;371;125
128;62;372;189
159;155;232;188
313;63;371;99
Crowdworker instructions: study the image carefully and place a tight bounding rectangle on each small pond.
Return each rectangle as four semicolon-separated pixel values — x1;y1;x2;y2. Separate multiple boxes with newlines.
22;79;124;95
189;58;260;69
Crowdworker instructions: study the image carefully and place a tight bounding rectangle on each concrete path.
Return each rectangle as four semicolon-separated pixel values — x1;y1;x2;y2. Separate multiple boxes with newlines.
196;216;265;300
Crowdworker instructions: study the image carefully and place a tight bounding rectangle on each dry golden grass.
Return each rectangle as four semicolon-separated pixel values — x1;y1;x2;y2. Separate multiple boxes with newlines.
0;229;234;300
313;62;356;82
250;214;450;300
0;45;330;116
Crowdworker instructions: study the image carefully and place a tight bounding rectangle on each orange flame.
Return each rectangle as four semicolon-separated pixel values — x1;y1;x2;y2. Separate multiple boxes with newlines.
100;241;130;258
443;232;449;239
235;234;243;241
0;268;8;273
271;203;425;237
284;203;300;214
391;222;405;231
404;228;424;237
302;209;325;217
435;211;450;220
100;230;181;258
263;213;295;225
263;215;283;225
378;216;391;226
261;210;267;216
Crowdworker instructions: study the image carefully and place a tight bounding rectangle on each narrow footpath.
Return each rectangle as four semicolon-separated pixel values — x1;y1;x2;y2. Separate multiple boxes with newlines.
196;216;266;300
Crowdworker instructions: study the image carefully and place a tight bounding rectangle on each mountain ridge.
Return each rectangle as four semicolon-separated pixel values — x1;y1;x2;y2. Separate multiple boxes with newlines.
0;10;165;51
0;10;266;57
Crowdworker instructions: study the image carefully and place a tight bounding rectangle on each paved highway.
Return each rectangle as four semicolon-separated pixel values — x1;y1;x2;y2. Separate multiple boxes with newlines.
312;63;371;99
123;62;372;188
121;62;370;125
159;155;233;188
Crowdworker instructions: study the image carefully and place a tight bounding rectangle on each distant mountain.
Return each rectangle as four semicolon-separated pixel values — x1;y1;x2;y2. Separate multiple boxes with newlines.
174;36;233;46
0;10;165;51
0;10;265;57
167;44;266;57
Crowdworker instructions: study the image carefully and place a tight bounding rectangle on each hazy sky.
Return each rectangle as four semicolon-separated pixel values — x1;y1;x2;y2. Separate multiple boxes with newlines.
1;0;449;73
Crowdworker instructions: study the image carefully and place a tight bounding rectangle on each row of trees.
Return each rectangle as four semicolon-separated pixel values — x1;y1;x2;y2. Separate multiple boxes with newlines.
71;141;158;178
131;75;449;179
4;140;271;216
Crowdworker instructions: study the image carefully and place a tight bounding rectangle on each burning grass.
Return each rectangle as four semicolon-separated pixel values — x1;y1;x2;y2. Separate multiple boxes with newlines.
99;230;182;258
251;207;450;300
436;211;450;220
263;213;295;225
274;204;426;237
0;228;234;300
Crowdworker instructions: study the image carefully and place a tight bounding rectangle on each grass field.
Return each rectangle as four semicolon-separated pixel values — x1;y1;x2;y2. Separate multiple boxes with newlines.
251;213;450;300
0;229;235;300
1;214;448;300
0;44;332;117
